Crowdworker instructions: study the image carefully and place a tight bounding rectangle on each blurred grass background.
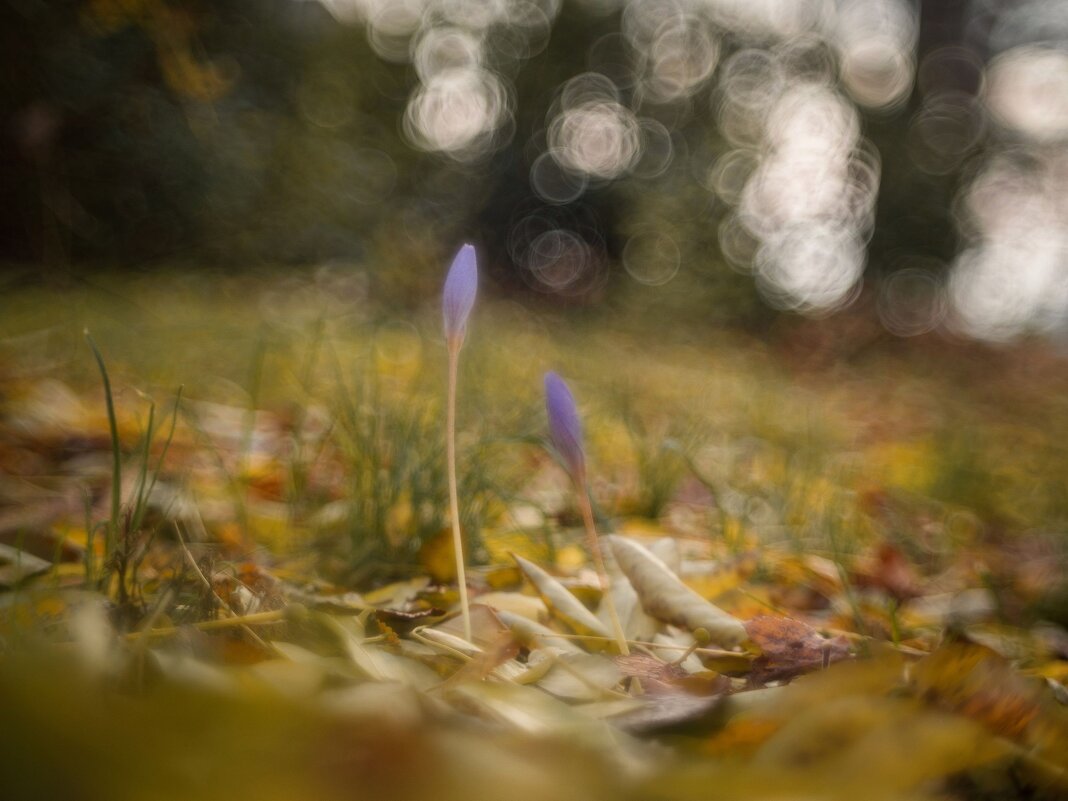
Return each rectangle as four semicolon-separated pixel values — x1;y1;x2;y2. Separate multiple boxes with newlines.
2;268;1066;579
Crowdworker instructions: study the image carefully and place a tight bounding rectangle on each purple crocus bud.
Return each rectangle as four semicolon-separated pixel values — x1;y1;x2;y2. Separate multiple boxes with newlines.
442;243;478;342
544;371;586;482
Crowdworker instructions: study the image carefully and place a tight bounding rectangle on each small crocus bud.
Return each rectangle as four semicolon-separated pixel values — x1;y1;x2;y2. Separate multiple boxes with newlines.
544;371;586;482
442;243;478;342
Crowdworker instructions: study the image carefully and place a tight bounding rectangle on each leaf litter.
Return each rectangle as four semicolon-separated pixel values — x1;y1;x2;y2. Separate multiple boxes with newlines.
1;298;1068;800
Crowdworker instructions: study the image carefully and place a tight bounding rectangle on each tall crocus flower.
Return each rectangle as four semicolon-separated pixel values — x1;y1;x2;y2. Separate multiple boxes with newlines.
443;243;478;344
444;243;478;641
544;372;586;483
543;372;629;655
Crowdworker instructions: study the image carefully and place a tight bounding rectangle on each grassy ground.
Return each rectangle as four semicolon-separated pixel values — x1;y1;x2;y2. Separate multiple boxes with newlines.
1;268;1067;800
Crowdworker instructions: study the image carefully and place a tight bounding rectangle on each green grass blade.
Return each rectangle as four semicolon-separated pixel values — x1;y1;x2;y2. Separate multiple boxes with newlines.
129;400;155;534
86;331;121;557
131;386;183;533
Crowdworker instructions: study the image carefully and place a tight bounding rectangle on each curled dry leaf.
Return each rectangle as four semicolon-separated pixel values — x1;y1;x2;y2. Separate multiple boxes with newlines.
599;567;659;643
744;615;852;686
495;609;585;654
606;535;747;647
416;626;483;658
474;591;548;622
512;553;611;640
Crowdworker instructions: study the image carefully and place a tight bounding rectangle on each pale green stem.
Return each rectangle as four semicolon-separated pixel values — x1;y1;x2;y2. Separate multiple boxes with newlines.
576;485;629;655
447;338;472;642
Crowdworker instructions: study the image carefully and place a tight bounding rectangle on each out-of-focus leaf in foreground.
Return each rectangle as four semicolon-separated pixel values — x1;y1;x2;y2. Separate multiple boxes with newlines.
911;640;1068;774
653;653;1059;801
0;652;626;801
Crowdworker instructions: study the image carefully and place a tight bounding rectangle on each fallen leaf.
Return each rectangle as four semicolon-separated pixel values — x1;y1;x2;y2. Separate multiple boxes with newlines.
598;564;658;642
439;630;521;689
475;591;549;623
606;535;747;647
495;609;584;654
536;651;623;701
751;695;1009;794
744;616;851;686
613;653;690;685
418;527;458;583
437;602;512;650
512;554;610;639
852;542;920;601
0;543;51;587
911;639;1068;763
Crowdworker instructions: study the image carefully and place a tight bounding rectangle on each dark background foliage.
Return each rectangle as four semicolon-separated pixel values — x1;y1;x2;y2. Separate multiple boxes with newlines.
2;0;1063;340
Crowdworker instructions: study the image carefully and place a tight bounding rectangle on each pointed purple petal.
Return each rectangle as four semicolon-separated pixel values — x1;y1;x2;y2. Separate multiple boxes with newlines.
544;371;586;481
443;243;478;340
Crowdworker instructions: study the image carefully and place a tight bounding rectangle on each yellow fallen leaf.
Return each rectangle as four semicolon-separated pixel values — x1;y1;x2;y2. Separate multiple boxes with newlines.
419;527;458;583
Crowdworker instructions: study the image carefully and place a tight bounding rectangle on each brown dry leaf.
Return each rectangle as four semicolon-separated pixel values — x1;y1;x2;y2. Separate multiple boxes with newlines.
911;639;1068;764
852;542;920;601
606;535;747;647
437;602;513;650
613;654;732;728
512;554;610;640
744;615;851;686
439;630;521;690
613;653;690;685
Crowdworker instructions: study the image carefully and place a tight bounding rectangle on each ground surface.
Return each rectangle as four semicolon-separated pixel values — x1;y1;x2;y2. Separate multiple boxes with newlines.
1;270;1067;801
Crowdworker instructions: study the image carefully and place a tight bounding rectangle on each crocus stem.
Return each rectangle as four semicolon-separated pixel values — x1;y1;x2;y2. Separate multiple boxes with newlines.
447;338;472;642
576;485;630;655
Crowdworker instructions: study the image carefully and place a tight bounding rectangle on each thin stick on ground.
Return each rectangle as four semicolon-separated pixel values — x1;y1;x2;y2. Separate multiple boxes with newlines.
120;610;283;640
447;340;472;642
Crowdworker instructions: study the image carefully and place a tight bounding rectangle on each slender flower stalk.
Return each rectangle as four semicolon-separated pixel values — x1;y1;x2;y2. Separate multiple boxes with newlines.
544;372;630;655
444;244;478;642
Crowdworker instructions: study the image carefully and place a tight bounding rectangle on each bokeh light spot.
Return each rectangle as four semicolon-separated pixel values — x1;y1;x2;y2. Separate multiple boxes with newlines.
877;266;947;337
984;46;1068;142
622;230;681;286
530;150;589;204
